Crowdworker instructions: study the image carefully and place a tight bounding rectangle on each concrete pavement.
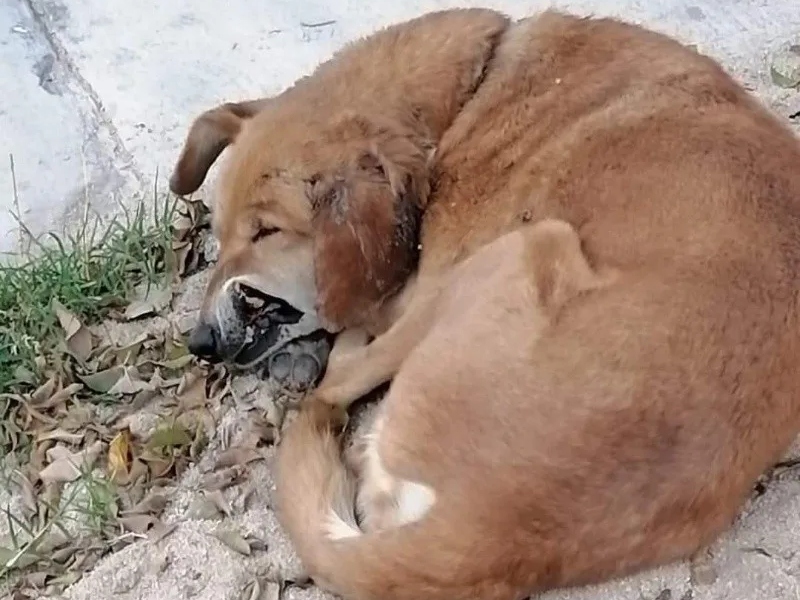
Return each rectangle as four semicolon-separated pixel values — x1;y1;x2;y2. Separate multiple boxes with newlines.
1;0;799;255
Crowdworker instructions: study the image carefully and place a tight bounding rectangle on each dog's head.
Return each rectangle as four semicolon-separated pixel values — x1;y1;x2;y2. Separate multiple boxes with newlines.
169;99;432;371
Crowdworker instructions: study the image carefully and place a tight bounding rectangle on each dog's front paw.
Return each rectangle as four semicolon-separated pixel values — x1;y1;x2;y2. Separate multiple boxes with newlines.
266;333;332;392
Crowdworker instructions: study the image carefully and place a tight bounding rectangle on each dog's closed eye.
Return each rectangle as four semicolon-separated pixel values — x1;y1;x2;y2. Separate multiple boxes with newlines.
252;226;280;242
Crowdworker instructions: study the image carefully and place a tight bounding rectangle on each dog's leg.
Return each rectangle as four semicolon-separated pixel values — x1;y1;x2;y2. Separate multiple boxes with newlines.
315;279;442;407
326;327;371;372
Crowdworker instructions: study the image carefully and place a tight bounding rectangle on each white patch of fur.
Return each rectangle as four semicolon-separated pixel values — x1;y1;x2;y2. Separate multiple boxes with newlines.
324;509;361;540
395;479;436;526
357;412;436;531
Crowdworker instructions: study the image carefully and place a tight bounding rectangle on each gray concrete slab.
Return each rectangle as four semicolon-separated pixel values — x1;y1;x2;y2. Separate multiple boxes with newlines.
1;0;798;256
0;0;142;255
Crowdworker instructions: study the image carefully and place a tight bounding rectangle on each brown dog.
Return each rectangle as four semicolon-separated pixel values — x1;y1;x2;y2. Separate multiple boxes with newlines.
170;8;800;600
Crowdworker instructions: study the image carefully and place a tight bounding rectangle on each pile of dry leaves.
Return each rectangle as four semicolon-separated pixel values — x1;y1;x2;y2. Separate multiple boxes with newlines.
0;198;286;598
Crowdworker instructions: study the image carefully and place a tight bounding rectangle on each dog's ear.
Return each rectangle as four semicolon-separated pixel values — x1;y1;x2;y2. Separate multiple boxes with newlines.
310;133;432;330
169;99;271;196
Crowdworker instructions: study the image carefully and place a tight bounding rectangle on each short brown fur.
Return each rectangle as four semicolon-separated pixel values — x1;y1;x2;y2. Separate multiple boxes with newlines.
172;8;800;600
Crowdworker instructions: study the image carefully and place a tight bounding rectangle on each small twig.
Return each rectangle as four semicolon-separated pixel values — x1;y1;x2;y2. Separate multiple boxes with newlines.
300;20;336;28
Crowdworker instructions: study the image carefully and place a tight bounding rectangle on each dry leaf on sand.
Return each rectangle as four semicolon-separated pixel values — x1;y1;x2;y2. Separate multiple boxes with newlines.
186;494;224;521
202;465;246;491
215;446;264;470
124;282;174;321
147;521;177;545
39;440;104;483
118;514;158;535
211;526;251;556
241;579;281;600
123;491;168;517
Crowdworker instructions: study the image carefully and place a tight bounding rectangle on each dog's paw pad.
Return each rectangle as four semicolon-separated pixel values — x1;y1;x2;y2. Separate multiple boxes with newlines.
267;335;331;392
269;352;293;382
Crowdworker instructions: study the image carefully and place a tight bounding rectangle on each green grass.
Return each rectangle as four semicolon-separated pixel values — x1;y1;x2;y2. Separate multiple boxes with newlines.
0;184;177;395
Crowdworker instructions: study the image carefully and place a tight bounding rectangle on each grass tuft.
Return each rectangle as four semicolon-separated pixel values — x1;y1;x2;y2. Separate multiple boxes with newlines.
0;189;177;394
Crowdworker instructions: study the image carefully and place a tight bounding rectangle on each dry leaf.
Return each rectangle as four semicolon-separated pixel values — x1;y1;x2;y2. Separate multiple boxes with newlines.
30;377;57;404
59;402;94;431
241;579;262;600
215;446;263;470
176;372;207;410
186;495;224;521
108;429;133;480
118;514;157;534
124;282;173;320
47;571;82;588
202;466;246;491
690;550;717;586
36;428;84;445
79;366;126;394
262;581;281;600
212;527;251;556
52;299;94;361
50;544;80;564
141;453;175;479
247;536;268;553
37;382;83;410
147;521;177;545
113;333;150;364
240;579;279;600
204;489;232;517
13;365;37;386
190;425;208;460
770;44;800;89
107;366;151;396
25;570;49;589
124;491;168;516
39;440;104;483
158;354;195;371
148;421;192;448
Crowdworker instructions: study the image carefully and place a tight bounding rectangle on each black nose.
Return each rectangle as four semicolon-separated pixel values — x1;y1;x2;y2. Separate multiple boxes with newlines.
187;322;219;360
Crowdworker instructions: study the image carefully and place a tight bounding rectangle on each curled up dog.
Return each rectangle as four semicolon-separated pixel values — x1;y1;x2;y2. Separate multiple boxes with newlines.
170;8;800;600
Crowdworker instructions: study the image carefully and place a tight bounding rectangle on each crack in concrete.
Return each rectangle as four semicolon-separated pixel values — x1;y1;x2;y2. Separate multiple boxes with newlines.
21;0;145;187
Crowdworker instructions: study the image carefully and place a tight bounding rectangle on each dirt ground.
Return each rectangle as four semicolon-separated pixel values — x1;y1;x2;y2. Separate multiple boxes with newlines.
6;24;800;600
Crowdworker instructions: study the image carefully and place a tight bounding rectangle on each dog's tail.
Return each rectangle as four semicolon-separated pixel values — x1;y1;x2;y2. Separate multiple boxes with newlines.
274;402;504;600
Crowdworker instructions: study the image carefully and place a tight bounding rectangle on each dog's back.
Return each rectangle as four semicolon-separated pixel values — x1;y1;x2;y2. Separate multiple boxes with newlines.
411;10;800;588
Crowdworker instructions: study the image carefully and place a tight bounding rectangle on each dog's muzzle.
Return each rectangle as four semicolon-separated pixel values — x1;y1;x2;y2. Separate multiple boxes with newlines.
188;279;334;390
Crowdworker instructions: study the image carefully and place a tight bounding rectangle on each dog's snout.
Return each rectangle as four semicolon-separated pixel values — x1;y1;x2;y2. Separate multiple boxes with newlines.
187;322;220;361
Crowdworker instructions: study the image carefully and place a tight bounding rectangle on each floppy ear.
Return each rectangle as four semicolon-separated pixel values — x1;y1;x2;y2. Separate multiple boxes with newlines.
169;99;271;196
310;136;432;330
